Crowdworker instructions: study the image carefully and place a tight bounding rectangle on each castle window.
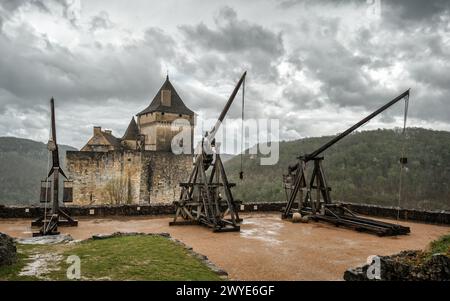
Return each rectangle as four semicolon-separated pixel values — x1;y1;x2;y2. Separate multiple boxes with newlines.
161;90;171;106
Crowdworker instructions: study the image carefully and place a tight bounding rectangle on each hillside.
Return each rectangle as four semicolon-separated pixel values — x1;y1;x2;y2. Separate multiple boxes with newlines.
1;129;449;211
225;128;450;211
0;137;77;205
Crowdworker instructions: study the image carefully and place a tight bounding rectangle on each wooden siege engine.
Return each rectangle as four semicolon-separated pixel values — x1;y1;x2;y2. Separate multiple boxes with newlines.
32;98;78;236
282;90;412;236
169;72;247;232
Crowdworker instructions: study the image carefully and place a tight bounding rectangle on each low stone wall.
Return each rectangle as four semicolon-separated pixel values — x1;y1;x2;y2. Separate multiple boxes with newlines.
0;202;449;225
0;202;284;219
343;203;450;225
0;204;175;219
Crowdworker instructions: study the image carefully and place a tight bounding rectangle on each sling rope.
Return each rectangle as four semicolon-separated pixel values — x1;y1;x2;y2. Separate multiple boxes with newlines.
397;94;410;221
239;76;245;180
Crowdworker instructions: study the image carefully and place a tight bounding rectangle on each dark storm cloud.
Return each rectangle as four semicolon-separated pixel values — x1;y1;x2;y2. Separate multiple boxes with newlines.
410;61;450;92
279;0;450;18
0;24;176;108
180;7;283;56
0;0;194;146
0;0;48;13
282;85;321;110
0;0;80;28
386;0;450;22
0;3;181;146
179;6;284;82
275;0;450;124
279;0;450;30
287;16;394;110
89;11;113;32
1;0;450;146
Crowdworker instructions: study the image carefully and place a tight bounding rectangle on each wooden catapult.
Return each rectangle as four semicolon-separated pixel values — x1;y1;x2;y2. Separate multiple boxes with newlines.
31;98;78;236
282;90;411;236
170;72;247;232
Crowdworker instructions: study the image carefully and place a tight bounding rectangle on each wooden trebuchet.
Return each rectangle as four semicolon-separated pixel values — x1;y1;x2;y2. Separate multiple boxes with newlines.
170;72;247;232
282;90;412;236
31;98;78;236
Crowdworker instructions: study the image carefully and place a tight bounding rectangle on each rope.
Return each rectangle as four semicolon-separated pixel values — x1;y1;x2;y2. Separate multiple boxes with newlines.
239;76;245;180
397;94;409;221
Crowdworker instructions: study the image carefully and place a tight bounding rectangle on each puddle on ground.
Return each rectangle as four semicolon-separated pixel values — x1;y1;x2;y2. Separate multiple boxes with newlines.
240;216;284;245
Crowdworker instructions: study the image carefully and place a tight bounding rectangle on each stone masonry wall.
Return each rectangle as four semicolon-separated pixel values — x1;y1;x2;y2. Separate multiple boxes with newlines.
140;151;192;204
1;202;449;225
66;150;192;205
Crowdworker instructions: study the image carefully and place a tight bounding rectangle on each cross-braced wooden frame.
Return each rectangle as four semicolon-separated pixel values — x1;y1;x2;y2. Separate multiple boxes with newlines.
170;151;241;232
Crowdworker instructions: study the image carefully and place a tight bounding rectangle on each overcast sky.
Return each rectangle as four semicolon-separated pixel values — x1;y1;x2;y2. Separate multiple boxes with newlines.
0;0;449;151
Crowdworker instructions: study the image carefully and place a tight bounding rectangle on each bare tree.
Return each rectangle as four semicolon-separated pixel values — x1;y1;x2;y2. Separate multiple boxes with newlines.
105;176;132;204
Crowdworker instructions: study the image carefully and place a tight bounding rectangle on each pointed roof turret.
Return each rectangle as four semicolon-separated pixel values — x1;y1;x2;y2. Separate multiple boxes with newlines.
122;117;140;140
137;76;194;116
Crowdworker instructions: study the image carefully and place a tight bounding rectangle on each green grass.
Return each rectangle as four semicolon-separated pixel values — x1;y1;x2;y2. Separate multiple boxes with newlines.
0;244;50;281
429;234;450;255
0;235;222;281
0;251;39;281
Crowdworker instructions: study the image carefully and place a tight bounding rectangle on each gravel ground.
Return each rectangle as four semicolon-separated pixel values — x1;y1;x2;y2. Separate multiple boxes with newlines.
0;212;448;280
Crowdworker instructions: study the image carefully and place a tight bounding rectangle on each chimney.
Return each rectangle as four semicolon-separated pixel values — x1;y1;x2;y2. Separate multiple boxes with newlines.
94;126;101;135
104;130;112;135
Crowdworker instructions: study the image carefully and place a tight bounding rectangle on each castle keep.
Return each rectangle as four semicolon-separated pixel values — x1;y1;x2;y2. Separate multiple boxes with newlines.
66;76;195;205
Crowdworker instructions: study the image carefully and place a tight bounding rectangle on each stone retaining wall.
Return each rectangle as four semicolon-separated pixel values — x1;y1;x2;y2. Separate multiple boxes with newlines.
0;204;175;219
344;203;450;225
0;202;449;225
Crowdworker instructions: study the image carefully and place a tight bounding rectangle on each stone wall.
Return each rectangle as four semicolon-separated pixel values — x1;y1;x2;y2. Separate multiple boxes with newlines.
1;202;449;225
137;112;194;151
66;150;192;205
140;151;192;204
0;204;175;218
344;202;450;225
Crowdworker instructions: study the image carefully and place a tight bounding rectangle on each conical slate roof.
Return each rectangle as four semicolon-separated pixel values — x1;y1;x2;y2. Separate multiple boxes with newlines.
137;76;195;116
122;117;140;140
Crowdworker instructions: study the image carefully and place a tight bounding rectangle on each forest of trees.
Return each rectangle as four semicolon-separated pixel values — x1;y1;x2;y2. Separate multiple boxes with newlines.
1;128;449;211
225;128;450;211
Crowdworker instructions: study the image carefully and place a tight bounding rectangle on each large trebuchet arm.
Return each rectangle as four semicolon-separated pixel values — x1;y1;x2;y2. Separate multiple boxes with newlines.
47;97;68;179
206;71;247;142
303;89;410;162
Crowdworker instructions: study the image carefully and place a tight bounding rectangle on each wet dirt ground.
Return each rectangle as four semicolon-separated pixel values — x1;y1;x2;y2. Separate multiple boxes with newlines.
0;213;448;280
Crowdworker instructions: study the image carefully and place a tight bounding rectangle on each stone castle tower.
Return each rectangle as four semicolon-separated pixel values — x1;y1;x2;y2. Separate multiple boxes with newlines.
66;76;195;205
137;75;195;151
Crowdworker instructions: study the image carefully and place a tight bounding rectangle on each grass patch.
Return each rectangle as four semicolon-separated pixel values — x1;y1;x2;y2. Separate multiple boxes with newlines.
0;251;37;281
428;234;450;255
0;244;51;281
0;235;223;281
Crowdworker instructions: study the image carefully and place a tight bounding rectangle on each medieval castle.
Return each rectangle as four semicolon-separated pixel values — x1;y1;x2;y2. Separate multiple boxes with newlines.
66;76;195;205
